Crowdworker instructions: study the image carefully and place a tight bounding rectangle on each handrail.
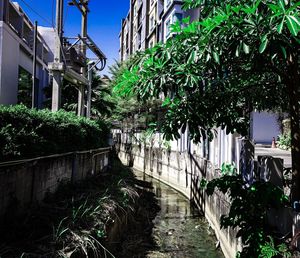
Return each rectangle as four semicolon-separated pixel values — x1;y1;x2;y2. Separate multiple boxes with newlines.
0;147;111;168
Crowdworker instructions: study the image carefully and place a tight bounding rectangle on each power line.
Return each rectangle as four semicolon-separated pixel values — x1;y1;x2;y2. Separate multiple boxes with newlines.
19;0;53;27
18;0;67;66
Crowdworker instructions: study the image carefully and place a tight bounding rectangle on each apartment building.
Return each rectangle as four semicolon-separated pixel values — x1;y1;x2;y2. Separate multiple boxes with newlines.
119;0;200;61
0;0;53;107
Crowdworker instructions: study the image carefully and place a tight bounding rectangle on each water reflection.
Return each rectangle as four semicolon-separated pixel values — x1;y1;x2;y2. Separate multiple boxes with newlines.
134;170;224;258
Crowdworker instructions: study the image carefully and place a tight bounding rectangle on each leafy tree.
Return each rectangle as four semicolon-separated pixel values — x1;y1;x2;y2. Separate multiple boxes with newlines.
113;0;300;202
44;72;115;119
109;60;161;128
89;74;116;119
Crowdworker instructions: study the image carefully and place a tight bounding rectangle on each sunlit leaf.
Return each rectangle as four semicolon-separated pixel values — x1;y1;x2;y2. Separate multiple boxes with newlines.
259;38;268;53
277;17;285;34
286;15;299;36
243;42;250;54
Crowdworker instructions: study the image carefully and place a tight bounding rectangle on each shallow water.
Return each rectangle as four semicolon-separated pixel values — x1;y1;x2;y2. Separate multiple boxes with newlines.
134;170;224;258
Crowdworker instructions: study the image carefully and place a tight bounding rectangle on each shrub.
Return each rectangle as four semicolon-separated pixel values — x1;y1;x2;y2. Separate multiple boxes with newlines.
277;134;291;151
0;105;109;162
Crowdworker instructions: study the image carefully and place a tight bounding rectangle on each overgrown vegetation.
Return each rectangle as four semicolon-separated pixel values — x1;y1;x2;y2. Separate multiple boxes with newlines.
0;105;109;162
109;0;299;255
202;163;291;258
0;158;159;258
112;0;300;200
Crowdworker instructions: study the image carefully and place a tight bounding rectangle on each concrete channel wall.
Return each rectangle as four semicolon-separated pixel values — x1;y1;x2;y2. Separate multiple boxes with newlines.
0;147;111;218
117;142;241;258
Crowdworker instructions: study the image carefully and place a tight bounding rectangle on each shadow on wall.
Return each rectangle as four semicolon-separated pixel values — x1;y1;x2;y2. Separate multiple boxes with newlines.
189;153;207;214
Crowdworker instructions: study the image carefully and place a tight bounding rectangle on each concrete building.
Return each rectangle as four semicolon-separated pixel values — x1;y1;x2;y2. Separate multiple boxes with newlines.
0;0;53;107
120;0;191;61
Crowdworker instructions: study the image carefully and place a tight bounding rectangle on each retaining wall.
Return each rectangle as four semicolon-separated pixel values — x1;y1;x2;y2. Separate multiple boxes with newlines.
0;147;111;218
117;142;241;258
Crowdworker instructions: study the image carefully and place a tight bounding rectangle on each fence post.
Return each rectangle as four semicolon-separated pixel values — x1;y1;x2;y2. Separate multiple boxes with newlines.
71;153;78;183
239;139;255;185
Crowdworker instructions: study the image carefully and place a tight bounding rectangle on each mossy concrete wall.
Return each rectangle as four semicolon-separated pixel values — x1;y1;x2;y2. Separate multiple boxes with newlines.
0;147;110;218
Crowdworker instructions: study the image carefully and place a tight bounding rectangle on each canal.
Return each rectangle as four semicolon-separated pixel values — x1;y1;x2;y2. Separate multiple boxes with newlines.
133;169;224;258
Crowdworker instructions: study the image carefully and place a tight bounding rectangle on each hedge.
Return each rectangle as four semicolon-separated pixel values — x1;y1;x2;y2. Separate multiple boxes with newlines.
0;105;109;162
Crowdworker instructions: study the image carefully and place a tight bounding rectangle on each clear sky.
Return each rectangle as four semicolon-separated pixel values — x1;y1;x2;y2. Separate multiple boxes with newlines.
17;0;129;75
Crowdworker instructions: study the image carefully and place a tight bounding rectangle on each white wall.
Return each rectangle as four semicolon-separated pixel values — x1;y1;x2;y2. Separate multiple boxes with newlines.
0;21;19;104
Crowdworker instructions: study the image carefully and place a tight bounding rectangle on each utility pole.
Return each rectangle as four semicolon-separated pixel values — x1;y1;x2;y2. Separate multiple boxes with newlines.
68;0;106;117
69;0;89;116
50;0;64;112
32;20;38;109
78;0;89;116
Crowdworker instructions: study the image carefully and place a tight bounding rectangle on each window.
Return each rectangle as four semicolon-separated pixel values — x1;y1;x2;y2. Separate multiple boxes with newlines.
18;67;33;108
165;18;171;38
138;8;142;27
149;39;154;48
150;15;155;30
125;33;129;50
133;5;137;17
137;29;142;49
173;12;183;23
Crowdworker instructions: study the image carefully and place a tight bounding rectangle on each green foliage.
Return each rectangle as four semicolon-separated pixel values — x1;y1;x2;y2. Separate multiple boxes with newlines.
90;75;116;119
204;173;290;257
258;236;291;258
277;133;292;150
162;140;171;151
109;61;164;129
221;162;238;176
44;72;115;120
112;0;298;143
108;61;141;122
52;217;69;242
0;105;109;161
17;67;33;108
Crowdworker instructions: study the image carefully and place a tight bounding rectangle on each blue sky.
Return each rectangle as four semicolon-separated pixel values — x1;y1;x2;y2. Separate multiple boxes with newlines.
17;0;129;75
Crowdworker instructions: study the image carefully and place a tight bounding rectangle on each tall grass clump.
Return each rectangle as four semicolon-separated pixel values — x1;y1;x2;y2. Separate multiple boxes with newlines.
0;158;141;258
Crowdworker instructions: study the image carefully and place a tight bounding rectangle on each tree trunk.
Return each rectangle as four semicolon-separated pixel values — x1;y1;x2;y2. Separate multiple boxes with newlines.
289;78;300;204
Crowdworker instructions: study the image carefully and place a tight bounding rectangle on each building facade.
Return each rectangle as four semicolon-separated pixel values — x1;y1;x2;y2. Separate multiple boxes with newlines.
119;0;201;61
0;0;53;107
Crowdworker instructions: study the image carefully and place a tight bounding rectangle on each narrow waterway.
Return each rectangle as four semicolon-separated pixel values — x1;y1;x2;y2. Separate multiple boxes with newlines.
134;169;224;258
